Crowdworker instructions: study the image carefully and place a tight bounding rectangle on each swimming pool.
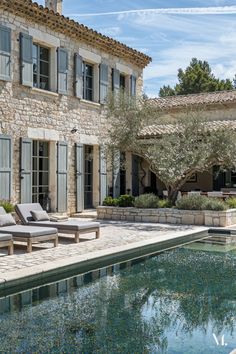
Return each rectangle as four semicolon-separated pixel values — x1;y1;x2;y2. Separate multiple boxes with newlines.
0;245;235;353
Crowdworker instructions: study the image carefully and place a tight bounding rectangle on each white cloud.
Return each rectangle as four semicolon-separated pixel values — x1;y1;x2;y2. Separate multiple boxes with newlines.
68;6;236;17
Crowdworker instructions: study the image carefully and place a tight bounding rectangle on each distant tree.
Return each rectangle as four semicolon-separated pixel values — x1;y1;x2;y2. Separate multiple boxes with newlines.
159;58;234;96
159;85;176;97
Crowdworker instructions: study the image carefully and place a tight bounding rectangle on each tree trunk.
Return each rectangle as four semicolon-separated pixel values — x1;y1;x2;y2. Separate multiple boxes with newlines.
168;187;179;205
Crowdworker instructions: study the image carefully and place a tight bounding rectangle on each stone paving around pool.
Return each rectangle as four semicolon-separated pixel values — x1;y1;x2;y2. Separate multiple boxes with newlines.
0;220;207;286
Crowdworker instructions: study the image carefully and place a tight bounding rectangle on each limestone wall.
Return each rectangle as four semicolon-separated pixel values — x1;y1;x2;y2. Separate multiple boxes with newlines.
97;206;236;227
0;10;143;213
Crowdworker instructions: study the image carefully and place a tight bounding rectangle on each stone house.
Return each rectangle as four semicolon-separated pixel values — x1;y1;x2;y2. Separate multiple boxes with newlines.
133;90;236;197
0;0;151;213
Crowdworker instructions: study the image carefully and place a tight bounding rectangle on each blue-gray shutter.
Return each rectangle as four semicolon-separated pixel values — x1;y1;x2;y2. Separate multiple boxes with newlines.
0;135;12;200
99;146;107;204
20;33;33;87
130;75;136;96
75;143;84;212
112;68;120;93
100;63;108;104
74;53;83;98
57;141;68;212
20;138;32;203
58;48;68;94
113;149;120;198
132;154;139;196
0;25;11;81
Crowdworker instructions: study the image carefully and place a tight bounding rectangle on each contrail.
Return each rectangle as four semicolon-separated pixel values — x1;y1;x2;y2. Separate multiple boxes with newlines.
67;6;236;17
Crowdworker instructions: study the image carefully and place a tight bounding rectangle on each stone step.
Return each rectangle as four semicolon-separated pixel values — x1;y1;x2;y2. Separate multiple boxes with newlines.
71;209;97;219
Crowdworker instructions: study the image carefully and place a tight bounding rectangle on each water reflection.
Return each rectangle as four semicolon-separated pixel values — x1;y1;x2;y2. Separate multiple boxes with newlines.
0;249;236;353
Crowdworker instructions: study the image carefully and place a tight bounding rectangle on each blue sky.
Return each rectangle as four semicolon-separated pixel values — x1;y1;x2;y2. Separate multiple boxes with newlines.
37;0;236;97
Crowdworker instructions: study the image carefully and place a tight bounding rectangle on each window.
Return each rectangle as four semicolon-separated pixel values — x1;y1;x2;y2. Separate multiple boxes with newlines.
83;62;93;101
120;74;126;90
33;44;50;91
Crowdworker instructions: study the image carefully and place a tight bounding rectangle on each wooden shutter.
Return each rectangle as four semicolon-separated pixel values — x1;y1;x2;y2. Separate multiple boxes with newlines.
57;141;68;212
20;138;32;203
113;149;120;198
0;135;12;200
20;33;33;87
99;146;107;204
58;48;68;94
130;75;136;96
75;143;84;212
74;53;83;98
0;25;11;81
112;68;120;93
100;63;108;104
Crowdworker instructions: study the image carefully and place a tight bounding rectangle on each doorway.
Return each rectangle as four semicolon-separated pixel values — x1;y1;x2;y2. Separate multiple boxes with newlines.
32;141;49;206
84;145;93;208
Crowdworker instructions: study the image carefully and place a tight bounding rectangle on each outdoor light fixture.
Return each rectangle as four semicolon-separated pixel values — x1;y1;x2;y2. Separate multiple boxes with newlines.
71;127;78;134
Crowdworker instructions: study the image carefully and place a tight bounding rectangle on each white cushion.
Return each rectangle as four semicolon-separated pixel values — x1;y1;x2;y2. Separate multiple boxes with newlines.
0;214;16;227
30;210;50;221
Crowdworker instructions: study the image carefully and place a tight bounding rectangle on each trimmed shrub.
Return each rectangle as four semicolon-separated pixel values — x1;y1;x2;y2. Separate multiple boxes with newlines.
158;199;172;208
117;195;135;207
203;198;227;211
134;193;159;208
0;200;15;213
176;195;227;211
103;196;118;207
176;195;207;210
226;197;236;209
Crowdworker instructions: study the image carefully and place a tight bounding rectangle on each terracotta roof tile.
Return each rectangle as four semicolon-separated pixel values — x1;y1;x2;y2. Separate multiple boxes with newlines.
139;120;236;138
148;90;236;110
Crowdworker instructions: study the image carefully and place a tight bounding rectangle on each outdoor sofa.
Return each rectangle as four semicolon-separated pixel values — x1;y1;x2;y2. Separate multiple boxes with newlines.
0;207;58;253
15;203;100;243
0;234;13;255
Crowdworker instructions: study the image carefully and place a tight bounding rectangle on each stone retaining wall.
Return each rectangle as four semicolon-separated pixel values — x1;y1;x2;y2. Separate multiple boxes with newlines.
97;206;236;227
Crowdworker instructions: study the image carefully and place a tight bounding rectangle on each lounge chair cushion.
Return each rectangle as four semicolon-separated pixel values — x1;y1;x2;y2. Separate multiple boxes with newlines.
0;225;57;238
28;219;100;231
31;210;50;221
0;234;13;241
15;203;44;223
0;214;16;227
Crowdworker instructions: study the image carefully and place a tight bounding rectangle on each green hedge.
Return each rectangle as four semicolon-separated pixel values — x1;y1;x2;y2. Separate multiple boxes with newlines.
134;194;159;208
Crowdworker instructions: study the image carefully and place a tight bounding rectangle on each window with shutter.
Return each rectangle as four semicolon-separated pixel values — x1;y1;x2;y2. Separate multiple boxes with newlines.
20;33;33;87
58;48;68;94
0;135;12;200
83;62;94;101
0;25;11;81
99;63;108;104
130;75;137;96
112;68;120;93
74;53;83;98
33;44;50;91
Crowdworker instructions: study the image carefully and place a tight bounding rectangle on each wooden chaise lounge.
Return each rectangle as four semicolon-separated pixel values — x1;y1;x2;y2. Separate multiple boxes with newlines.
0;234;13;255
15;203;100;243
0;207;58;253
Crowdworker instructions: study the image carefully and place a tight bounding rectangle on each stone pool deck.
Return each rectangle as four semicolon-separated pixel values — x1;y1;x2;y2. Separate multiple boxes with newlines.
0;220;208;295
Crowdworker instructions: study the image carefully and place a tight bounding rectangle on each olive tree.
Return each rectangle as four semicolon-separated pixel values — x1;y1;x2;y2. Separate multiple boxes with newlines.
103;93;236;204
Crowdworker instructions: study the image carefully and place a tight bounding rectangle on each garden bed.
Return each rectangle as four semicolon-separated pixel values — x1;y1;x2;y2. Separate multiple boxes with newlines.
97;206;236;227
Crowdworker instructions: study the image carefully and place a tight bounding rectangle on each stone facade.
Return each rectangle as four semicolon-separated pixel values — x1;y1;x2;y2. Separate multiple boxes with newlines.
97;206;236;227
0;3;149;213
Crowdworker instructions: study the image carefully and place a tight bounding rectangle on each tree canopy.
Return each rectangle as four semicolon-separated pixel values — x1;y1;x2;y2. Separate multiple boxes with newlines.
104;93;236;204
159;58;234;97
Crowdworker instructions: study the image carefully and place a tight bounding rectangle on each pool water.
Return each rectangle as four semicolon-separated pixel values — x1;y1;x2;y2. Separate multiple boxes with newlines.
0;246;236;353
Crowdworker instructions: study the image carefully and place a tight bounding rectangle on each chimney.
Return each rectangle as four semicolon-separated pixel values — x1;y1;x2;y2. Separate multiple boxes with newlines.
45;0;63;15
